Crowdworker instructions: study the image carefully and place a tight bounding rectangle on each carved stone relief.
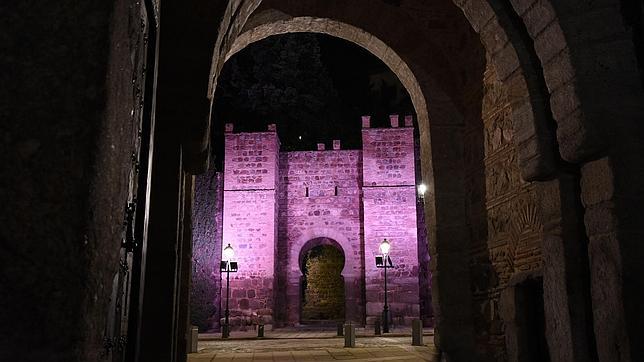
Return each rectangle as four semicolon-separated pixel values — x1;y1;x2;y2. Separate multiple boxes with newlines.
465;60;544;359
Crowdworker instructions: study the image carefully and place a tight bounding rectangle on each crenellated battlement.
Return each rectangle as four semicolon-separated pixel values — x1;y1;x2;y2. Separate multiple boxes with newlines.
361;114;414;129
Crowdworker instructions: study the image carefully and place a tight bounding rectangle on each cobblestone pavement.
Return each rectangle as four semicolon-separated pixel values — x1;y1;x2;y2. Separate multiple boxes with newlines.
189;331;438;361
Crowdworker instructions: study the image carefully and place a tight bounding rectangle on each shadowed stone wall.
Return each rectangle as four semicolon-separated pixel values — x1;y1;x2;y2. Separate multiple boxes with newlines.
191;170;224;331
414;130;432;326
4;0;641;359
465;59;545;360
0;0;151;360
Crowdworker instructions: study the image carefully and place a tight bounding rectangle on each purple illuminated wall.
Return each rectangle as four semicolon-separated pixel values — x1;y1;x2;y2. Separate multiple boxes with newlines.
222;125;279;327
277;147;364;324
362;115;420;326
207;116;426;329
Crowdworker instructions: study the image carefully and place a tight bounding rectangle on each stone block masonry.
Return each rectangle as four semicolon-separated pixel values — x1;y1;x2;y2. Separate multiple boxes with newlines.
222;126;280;327
362;118;420;326
218;116;425;328
278;148;364;325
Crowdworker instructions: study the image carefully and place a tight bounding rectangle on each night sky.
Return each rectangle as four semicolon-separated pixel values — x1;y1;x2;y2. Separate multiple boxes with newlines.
211;33;415;167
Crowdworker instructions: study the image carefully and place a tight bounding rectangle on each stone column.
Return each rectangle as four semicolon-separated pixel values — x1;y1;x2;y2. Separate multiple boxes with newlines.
343;274;362;324
424;124;476;360
536;172;595;362
581;155;644;362
176;176;195;362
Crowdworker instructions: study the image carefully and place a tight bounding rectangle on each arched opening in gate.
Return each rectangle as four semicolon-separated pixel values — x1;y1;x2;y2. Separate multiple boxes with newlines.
298;238;346;324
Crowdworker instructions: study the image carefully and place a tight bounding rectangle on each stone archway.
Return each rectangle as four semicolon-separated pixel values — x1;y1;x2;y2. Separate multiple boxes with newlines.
217;14;477;356
298;237;346;324
284;227;363;326
10;0;644;360
212;11;476;354
204;1;644;360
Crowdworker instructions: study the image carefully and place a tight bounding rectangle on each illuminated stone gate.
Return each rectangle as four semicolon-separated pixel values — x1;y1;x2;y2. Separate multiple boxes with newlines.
217;115;424;328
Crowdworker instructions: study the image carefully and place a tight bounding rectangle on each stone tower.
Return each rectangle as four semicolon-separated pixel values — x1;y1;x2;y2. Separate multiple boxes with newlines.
222;123;280;327
362;115;420;326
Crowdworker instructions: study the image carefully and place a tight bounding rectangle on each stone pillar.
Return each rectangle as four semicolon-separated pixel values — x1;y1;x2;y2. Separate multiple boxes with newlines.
344;275;362;324
536;172;596;362
222;126;280;328
176;176;195;362
425;124;476;359
412;319;423;346
581;155;644;362
362;116;420;326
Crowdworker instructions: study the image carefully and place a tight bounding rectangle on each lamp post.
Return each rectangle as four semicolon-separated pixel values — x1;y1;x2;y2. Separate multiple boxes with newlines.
376;238;392;333
221;243;237;338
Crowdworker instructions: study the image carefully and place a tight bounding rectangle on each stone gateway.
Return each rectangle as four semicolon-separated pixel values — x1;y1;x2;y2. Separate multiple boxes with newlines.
203;115;426;329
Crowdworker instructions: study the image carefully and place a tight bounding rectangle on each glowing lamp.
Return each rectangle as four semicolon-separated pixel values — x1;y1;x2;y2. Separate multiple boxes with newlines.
379;239;391;255
223;243;235;261
417;183;427;197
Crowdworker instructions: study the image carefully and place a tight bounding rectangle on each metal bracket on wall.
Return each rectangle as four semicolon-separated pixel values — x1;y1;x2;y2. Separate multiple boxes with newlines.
101;336;115;357
122;202;138;252
131;152;140;173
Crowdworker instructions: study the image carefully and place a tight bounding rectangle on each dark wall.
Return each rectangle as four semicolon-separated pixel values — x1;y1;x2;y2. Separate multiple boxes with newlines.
0;0;148;360
191;170;224;331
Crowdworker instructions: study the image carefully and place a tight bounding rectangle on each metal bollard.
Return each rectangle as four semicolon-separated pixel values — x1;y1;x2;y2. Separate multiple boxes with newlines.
257;324;264;338
344;324;355;348
337;323;344;336
374;320;381;335
189;325;198;353
412;319;423;346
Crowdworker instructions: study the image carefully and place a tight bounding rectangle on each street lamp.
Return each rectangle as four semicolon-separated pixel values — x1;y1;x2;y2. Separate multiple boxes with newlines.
375;238;393;333
417;183;427;199
220;243;238;338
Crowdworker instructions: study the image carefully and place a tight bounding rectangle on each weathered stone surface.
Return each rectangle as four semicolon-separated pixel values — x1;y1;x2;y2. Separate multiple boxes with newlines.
220;127;280;328
278;147;364;325
362;125;420;326
462;61;545;360
7;0;644;360
1;0;149;360
191;170;224;331
537;173;596;362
